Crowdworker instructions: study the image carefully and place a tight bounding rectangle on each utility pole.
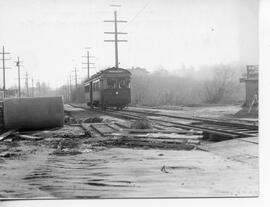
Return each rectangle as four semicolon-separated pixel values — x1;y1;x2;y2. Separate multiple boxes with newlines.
15;57;23;98
69;75;72;90
0;46;11;98
69;75;72;102
82;48;95;79
67;80;70;102
104;10;127;69
37;81;41;96
25;72;29;97
31;77;34;97
73;67;78;89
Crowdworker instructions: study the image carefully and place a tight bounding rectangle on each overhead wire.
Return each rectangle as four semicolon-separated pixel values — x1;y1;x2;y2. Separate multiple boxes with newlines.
120;0;152;31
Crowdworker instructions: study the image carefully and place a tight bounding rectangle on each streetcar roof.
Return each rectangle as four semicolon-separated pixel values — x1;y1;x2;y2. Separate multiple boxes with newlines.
84;67;131;83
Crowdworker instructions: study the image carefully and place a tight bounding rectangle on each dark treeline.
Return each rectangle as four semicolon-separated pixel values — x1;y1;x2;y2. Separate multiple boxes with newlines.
56;63;246;106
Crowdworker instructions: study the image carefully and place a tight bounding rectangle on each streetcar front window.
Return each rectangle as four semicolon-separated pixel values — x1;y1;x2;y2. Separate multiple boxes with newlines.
107;78;117;89
119;78;130;88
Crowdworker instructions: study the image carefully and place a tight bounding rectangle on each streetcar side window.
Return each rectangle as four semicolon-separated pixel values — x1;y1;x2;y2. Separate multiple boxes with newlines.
84;84;90;92
93;80;100;91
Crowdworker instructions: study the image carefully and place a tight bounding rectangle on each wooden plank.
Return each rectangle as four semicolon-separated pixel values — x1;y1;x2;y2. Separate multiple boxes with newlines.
119;137;201;145
122;129;202;135
108;133;202;140
0;130;16;141
80;123;92;137
91;124;116;134
15;134;44;140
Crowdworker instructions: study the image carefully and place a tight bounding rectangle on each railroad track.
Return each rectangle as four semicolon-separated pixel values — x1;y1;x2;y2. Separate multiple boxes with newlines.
68;104;258;140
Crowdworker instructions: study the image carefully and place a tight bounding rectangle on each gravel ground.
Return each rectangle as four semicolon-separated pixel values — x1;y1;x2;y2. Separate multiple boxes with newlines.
0;105;259;199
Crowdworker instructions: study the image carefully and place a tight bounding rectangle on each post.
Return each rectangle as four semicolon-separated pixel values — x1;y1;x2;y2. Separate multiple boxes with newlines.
114;11;119;69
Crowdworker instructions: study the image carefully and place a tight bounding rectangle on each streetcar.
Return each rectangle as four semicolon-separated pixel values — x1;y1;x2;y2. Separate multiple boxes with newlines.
84;67;131;110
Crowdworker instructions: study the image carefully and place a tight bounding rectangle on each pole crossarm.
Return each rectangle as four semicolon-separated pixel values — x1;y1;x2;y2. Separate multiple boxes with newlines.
104;20;127;23
104;40;128;42
0;58;11;61
0;67;12;69
82;56;95;58
109;4;121;7
82;66;96;69
82;62;95;64
104;32;128;34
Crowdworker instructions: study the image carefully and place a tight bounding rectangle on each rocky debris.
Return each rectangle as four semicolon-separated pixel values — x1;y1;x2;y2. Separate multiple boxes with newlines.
130;118;152;129
34;125;86;139
52;149;82;156
83;117;103;123
64;115;77;124
50;138;83;156
0;152;20;158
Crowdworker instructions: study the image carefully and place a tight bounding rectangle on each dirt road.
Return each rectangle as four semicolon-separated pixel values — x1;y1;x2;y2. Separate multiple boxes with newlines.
0;105;258;199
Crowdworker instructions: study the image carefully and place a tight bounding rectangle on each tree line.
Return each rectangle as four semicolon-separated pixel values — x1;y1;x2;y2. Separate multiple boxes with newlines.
59;63;246;106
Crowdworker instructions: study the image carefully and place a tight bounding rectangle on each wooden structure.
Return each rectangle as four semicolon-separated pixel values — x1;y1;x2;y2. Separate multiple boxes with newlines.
240;65;258;107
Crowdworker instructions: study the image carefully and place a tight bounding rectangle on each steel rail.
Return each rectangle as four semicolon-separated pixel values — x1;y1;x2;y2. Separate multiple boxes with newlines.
67;104;258;139
123;108;258;130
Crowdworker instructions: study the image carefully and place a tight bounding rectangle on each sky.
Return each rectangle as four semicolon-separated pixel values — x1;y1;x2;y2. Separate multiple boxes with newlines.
0;0;258;88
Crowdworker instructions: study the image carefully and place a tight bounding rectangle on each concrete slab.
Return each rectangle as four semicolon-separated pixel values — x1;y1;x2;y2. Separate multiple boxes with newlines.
198;138;258;167
64;104;85;112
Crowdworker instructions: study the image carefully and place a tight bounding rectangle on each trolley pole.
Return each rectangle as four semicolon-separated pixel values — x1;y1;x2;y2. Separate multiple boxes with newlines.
104;10;127;69
0;46;11;98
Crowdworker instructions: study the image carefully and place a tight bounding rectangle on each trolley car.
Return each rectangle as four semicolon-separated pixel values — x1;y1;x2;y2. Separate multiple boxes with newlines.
84;67;131;110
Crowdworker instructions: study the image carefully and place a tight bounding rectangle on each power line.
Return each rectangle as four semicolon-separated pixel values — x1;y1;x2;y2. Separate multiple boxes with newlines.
120;0;152;31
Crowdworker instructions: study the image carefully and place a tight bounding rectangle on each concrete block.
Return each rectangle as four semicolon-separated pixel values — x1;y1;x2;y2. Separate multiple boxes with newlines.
3;97;64;130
